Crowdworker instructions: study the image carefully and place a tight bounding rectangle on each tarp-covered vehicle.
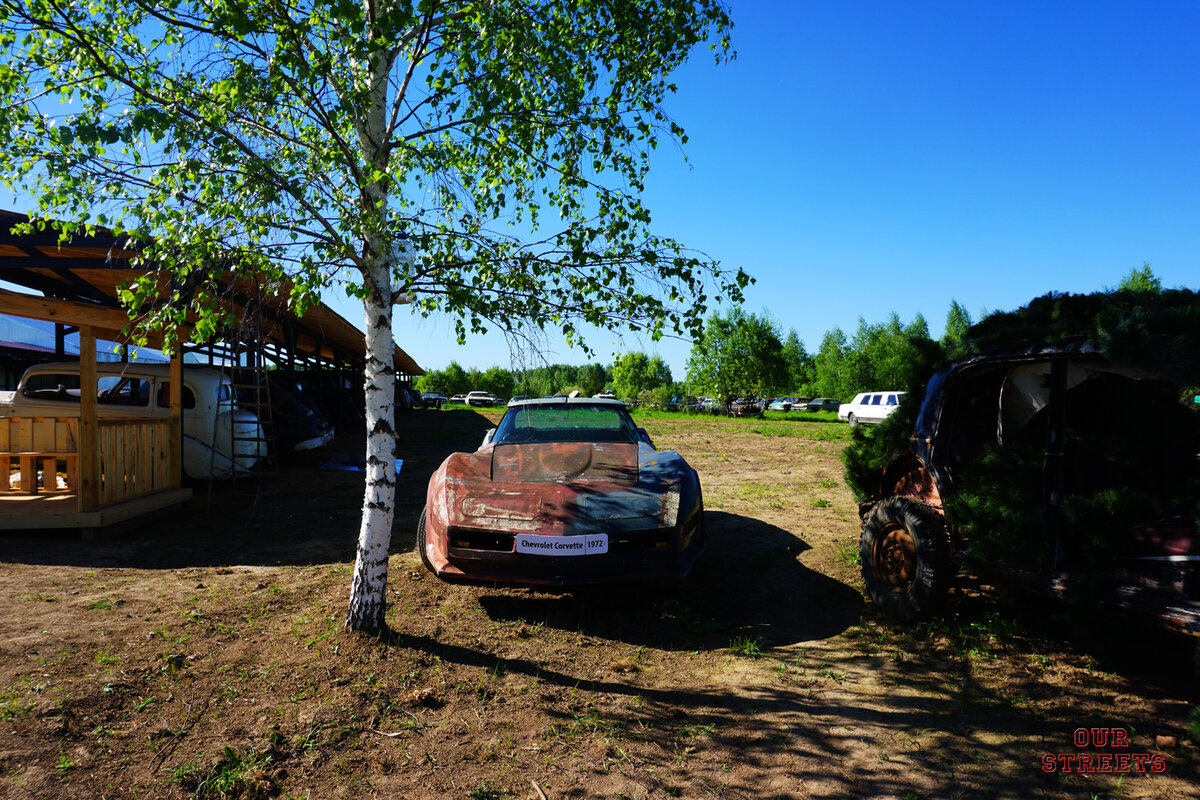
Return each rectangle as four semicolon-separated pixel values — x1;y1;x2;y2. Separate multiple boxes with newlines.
853;291;1200;635
419;397;704;586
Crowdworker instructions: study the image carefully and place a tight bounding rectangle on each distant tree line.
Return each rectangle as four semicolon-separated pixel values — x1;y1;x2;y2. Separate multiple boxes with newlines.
682;302;974;404
412;265;1169;407
411;305;967;406
414;361;612;399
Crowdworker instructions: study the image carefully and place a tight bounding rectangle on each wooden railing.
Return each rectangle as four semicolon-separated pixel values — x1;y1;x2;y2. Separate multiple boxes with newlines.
97;418;174;507
1;415;175;510
0;416;79;496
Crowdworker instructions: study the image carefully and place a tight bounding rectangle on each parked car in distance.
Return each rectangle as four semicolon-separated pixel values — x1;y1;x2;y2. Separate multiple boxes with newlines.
507;395;529;406
418;396;705;586
592;391;616;399
398;385;441;410
730;397;763;417
448;394;468;404
466;391;499;407
0;361;265;480
806;397;842;412
421;391;448;407
838;392;905;425
767;397;801;411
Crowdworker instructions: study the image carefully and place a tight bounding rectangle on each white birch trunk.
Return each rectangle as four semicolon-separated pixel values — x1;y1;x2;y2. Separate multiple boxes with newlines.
345;23;398;632
345;262;396;631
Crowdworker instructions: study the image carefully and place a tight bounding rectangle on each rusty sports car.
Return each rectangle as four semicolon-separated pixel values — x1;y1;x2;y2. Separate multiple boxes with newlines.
418;397;704;585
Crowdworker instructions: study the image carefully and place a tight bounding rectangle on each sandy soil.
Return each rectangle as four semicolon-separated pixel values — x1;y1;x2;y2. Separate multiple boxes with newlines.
0;408;1197;800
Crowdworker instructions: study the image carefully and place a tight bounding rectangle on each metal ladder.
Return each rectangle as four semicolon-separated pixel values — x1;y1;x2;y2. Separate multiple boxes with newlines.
209;286;278;512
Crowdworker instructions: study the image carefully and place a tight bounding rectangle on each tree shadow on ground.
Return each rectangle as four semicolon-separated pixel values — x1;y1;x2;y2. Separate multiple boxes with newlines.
382;589;1199;800
476;510;864;649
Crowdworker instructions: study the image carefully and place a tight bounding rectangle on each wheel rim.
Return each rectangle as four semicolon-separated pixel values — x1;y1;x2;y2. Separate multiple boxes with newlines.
873;522;916;592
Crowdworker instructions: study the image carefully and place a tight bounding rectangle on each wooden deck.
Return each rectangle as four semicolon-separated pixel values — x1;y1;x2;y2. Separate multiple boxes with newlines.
0;487;192;530
2;405;186;531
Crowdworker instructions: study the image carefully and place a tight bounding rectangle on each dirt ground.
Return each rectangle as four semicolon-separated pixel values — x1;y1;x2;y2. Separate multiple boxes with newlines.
1;408;1197;800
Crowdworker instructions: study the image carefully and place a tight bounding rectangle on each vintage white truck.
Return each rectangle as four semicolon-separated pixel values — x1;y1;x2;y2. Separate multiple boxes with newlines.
0;361;265;480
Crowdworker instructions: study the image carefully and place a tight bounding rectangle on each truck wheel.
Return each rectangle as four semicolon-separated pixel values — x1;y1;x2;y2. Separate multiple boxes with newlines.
415;507;434;573
860;496;951;622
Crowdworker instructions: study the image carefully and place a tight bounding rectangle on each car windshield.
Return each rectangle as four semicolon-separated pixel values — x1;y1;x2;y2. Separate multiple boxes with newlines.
492;403;639;444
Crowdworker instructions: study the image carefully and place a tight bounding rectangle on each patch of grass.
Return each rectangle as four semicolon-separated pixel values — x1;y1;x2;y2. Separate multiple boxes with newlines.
148;624;185;644
22;592;57;602
88;599;123;610
0;690;33;719
731;481;785;509
468;781;511;800
173;746;275;798
570;705;622;741
965;611;1024;640
94;648;119;666
55;755;76;776
811;498;832;508
728;636;765;659
837;538;861;567
818;478;839;489
818;668;848;684
677;722;718;739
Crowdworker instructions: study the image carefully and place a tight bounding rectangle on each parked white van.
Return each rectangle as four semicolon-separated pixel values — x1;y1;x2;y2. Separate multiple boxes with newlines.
838;391;906;426
0;362;264;479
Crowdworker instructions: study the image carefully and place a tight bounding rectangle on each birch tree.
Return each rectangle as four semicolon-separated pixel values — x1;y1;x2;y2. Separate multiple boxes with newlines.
685;308;783;403
0;0;748;632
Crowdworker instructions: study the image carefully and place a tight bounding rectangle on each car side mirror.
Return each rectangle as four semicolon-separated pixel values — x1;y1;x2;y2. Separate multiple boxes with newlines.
481;428;496;448
637;427;654;447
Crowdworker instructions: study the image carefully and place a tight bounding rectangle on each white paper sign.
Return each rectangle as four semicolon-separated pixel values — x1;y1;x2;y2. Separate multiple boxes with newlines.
515;533;608;556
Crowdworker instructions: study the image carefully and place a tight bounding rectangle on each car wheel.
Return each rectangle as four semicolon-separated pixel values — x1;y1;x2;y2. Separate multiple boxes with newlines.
859;496;951;622
416;506;435;574
847;413;857;426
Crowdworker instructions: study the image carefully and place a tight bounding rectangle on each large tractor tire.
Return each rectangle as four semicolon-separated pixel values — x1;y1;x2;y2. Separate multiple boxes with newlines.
860;496;952;622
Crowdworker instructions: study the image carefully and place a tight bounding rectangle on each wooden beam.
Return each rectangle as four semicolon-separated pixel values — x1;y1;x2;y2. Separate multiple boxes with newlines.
169;350;182;489
0;287;180;347
0;287;136;330
79;327;99;513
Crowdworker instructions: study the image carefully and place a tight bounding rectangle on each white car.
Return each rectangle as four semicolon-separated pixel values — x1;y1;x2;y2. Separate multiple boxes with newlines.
0;361;265;479
466;391;499;407
838;391;906;426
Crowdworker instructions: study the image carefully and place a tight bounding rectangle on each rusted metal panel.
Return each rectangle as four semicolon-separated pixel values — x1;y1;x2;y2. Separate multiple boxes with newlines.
490;442;638;484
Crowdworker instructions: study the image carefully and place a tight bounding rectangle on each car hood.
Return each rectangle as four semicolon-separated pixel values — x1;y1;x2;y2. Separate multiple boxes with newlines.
490;442;639;484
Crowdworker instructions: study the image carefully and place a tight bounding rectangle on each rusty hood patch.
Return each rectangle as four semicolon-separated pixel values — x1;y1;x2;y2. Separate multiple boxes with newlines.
490;442;639;484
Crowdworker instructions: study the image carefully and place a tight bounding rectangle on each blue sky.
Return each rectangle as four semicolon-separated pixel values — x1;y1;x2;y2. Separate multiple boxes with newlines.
5;2;1198;381
381;0;1200;378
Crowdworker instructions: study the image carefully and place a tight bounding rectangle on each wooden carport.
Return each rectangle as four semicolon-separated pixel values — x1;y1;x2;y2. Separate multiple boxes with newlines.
0;210;423;531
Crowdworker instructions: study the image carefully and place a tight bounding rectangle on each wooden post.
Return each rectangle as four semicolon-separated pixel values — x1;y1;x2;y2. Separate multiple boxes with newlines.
169;346;182;489
79;326;100;512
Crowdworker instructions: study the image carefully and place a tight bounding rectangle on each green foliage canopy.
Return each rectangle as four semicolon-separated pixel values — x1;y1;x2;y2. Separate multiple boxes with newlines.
611;351;671;399
0;0;750;350
685;307;785;401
